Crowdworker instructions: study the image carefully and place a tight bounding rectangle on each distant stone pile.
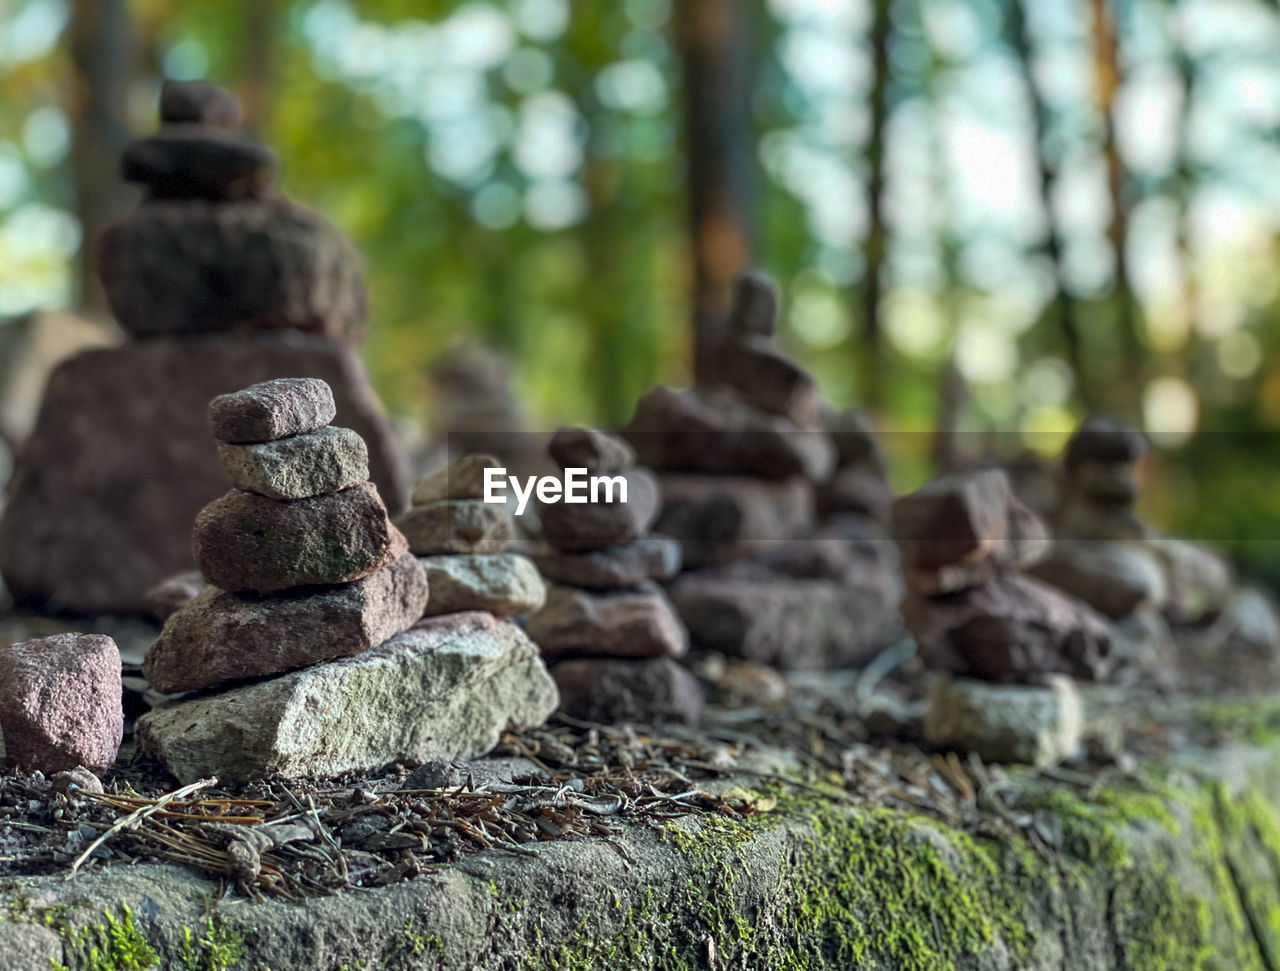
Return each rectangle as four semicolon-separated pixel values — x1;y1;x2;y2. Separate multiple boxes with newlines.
0;81;406;616
138;380;556;784
527;428;703;725
623;272;901;669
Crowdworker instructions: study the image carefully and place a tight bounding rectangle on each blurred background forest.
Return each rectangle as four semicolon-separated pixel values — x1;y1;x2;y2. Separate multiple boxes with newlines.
0;0;1278;580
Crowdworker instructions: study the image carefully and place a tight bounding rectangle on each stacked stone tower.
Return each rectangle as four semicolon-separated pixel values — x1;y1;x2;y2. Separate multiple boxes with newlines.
526;428;703;725
622;272;900;669
0;81;406;616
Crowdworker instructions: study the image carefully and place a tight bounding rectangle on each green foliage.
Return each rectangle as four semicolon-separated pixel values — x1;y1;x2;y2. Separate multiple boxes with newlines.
51;906;159;971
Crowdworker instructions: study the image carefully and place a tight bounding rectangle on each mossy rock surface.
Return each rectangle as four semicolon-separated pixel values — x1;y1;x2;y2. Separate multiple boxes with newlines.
5;727;1280;968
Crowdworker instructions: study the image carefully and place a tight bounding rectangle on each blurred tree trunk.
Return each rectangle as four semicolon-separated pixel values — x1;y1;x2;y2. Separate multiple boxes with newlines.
1170;0;1199;368
240;0;276;134
67;0;136;313
675;0;755;385
1007;0;1094;411
1088;0;1144;404
859;0;892;411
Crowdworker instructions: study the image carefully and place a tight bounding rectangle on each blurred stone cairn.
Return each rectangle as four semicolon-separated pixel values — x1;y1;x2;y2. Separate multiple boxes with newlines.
137;379;556;785
0;81;407;617
893;468;1115;767
525;428;703;724
1031;418;1280;687
620;272;902;670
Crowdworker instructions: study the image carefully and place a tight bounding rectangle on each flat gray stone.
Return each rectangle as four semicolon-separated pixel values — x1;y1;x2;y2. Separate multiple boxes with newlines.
548;427;634;474
217;425;369;499
209;377;336;444
526;582;687;661
923;675;1083;767
1028;541;1167;619
552;656;704;725
538;468;659;553
143;552;429;694
410;454;502;505
395;500;514;556
532;536;682;590
136;611;558;783
420;553;545;618
0;923;61;971
194;482;403;593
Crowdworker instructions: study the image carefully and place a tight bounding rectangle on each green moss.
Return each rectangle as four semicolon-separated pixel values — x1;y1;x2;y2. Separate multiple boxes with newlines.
50;906;159;971
177;917;247;971
1188;697;1280;746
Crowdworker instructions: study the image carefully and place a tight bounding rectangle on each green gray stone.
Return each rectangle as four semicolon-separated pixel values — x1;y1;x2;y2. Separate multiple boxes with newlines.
217;425;368;499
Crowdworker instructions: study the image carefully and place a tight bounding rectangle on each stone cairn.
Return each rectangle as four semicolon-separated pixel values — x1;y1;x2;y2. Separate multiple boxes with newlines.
0;81;406;616
138;379;556;784
394;453;546;619
621;272;901;670
525;428;704;725
892;468;1115;766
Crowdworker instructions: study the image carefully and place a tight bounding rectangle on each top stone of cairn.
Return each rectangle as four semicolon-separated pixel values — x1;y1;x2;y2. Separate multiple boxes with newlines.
159;81;244;128
209;377;337;444
1063;417;1148;469
726;271;778;339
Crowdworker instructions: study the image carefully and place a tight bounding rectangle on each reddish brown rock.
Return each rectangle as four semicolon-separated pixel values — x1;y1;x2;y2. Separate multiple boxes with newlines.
0;334;408;615
395;500;514;556
719;335;823;427
551;656;703;726
410;454;502;505
0;634;123;774
194;482;403;593
159;80;243;128
209;377;336;444
548;426;635;474
217;426;368;499
539;468;660;553
901;573;1114;683
526;582;687;661
532;536;681;590
143;552;428;694
622;386;834;482
122;128;277;201
96;198;367;343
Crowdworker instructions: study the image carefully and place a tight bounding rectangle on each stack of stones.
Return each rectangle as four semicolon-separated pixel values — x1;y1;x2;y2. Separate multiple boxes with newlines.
0;81;406;616
526;428;703;725
622;272;900;669
137;379;557;784
893;469;1115;766
394;453;546;619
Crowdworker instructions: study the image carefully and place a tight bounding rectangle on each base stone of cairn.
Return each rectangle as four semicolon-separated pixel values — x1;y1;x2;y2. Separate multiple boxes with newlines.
138;611;557;785
625;273;901;670
0;82;407;617
923;675;1083;768
0;633;123;775
527;428;703;725
894;469;1113;765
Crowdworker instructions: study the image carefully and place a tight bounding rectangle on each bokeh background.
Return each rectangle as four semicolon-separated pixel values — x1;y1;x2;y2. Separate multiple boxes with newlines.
1;0;1278;581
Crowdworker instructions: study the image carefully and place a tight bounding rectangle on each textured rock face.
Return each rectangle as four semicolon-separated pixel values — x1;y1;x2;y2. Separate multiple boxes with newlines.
96;199;367;343
538;468;660;552
395;500;515;556
548;427;635;475
193;482;403;593
668;563;902;670
136;611;559;783
923;675;1083;767
0;634;122;773
902;574;1114;683
622;386;835;482
209;377;336;444
418;553;545;618
1028;541;1167;619
526;583;687;661
217;426;369;499
410;454;501;505
143;552;428;694
0;334;408;615
552;656;704;725
532;536;681;590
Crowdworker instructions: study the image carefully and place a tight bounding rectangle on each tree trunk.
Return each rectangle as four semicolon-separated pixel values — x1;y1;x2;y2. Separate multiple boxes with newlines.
67;0;135;313
240;0;276;135
1170;0;1198;368
1008;0;1094;411
860;0;892;411
674;0;755;385
1088;0;1143;405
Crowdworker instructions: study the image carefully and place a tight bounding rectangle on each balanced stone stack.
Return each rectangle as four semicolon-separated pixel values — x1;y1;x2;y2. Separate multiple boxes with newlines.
137;380;556;784
394;453;546;619
526;428;703;725
893;469;1114;766
0;81;406;616
622;272;900;669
